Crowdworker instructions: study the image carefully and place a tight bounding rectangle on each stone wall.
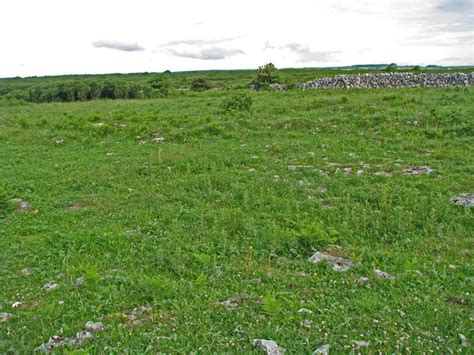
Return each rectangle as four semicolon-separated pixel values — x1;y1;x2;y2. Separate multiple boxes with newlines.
297;72;472;90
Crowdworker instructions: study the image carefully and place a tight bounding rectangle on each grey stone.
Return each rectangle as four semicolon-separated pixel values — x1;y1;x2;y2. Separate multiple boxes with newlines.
84;321;105;332
313;344;330;354
459;333;470;348
452;193;474;208
403;166;434;175
298;308;313;314
253;339;286;355
374;269;395;280
353;340;370;347
309;251;361;271
75;276;84;286
0;312;13;323
358;277;370;284
43;282;59;291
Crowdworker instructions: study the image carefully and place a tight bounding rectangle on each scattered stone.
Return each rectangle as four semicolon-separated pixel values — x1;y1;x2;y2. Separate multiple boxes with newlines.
309;251;361;272
12;301;24;308
253;339;286;355
321;144;331;149
353;340;370;347
106;152;114;156
403;166;434;175
35;321;106;351
21;268;32;276
93;122;104;127
54;139;64;144
138;140;147;145
297;180;305;186
398;310;406;318
10;198;36;213
152;134;165;143
343;167;352;176
123;306;153;326
0;312;13;323
452;193;474;208
448;264;457;270
248;168;256;172
43;282;59;291
300;319;313;328
356;170;364;176
75;276;84;286
319;170;330;177
288;164;314;171
313;344;330;354
215;295;244;309
273;175;281;182
269;84;288;91
358;277;370;284
317;187;327;193
459;333;470;348
58;300;65;305
85;321;105;332
374;269;395;280
298;308;313;314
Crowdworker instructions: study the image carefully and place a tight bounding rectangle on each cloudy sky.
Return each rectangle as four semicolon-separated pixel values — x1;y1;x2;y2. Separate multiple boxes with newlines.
0;0;472;77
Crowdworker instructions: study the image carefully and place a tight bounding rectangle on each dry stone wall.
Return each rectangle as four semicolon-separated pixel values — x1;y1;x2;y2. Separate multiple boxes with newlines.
297;72;472;90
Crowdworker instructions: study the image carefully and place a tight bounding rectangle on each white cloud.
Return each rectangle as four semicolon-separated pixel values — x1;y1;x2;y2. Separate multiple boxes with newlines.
92;40;144;52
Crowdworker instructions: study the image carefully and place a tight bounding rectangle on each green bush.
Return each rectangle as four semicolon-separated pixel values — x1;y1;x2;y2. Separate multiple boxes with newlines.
191;78;210;92
251;63;279;89
386;63;398;72
222;93;253;113
148;75;170;97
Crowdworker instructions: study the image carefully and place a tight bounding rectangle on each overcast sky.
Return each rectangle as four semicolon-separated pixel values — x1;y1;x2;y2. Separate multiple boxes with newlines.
0;0;472;77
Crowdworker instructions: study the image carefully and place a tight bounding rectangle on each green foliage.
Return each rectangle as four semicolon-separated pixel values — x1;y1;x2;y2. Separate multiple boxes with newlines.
222;93;253;113
0;184;13;219
262;294;282;316
412;65;422;72
291;221;340;250
190;78;210;92
252;63;279;89
386;63;398;72
148;74;170;97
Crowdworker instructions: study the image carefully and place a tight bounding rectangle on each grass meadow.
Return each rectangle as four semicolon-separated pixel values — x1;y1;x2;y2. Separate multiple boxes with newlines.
1;75;473;352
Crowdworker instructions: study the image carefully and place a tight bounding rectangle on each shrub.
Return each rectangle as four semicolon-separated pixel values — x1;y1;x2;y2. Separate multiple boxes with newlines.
222;93;253;113
412;65;422;72
386;63;398;72
251;63;279;89
148;74;170;97
190;78;210;92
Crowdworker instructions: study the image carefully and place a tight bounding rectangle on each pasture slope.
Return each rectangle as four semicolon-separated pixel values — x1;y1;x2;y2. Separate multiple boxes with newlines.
1;69;473;353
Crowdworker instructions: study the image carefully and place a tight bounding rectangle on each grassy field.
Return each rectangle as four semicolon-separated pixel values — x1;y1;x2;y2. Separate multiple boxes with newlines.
1;79;473;352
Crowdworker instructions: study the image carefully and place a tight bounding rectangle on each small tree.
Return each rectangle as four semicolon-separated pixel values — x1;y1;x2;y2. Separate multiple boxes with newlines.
386;63;398;72
251;63;279;89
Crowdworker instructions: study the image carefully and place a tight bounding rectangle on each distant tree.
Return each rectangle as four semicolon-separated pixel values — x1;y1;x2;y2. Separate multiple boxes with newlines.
191;78;210;92
251;63;279;89
386;63;398;72
412;65;422;72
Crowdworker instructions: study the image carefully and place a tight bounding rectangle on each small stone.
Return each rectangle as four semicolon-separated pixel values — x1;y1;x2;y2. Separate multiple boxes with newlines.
459;333;470;348
43;282;59;291
300;319;313;328
273;175;281;181
321;144;331;149
343;167;352;176
248;168;256;172
253;339;286;355
298;308;313;314
309;251;361;272
75;330;93;343
356;170;364;176
85;321;105;332
353;340;370;347
398;310;406;318
215;295;244;309
403;166;433;175
10;198;32;213
317;187;327;193
12;301;24;308
297;180;305;186
452;193;474;208
448;264;456;270
93;122;104;127
0;312;13;323
75;276;84;286
374;269;395;280
313;344;330;354
138;140;147;145
21;268;32;276
152;135;165;143
358;277;370;284
58;301;65;305
375;171;393;177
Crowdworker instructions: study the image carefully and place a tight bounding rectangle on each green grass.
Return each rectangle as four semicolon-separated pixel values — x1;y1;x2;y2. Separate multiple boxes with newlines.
1;84;473;352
